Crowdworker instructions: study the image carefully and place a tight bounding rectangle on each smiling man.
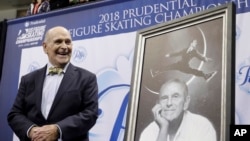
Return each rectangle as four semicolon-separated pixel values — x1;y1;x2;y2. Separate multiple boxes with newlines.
7;26;98;141
139;79;216;141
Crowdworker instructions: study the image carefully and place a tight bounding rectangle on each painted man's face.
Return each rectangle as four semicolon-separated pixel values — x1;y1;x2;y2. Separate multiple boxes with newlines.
159;81;189;121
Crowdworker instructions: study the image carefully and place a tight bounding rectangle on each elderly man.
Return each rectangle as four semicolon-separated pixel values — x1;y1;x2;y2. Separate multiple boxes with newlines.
140;79;216;141
8;26;98;141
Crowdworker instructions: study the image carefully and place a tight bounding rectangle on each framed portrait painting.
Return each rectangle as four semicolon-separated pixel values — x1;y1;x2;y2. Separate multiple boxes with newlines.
125;3;235;141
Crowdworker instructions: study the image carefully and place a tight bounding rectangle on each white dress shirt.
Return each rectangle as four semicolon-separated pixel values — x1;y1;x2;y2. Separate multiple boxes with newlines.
139;111;217;141
41;62;68;119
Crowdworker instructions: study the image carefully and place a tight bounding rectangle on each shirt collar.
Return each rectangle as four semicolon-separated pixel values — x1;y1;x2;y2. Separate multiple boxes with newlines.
46;62;69;75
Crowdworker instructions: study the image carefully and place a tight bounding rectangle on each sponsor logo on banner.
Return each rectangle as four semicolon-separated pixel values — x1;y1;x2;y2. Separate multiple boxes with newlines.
16;19;46;48
72;46;87;63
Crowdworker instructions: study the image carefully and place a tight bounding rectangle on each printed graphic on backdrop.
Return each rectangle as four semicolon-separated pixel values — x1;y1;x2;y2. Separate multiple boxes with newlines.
235;12;250;125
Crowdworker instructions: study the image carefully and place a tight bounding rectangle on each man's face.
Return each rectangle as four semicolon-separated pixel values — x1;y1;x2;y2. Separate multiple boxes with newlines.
43;28;72;68
159;81;189;121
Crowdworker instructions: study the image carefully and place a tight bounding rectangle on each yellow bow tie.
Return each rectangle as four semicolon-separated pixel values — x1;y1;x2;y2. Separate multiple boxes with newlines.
48;67;63;75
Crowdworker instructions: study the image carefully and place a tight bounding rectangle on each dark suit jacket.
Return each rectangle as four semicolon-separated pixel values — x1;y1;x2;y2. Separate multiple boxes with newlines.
7;63;98;141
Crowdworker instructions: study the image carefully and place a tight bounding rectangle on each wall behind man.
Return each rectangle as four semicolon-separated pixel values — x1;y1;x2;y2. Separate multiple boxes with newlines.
0;7;28;21
0;9;17;21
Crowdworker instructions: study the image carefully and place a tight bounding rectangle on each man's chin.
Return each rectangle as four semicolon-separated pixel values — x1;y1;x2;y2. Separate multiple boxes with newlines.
161;113;175;121
55;61;69;67
165;117;174;122
56;56;70;62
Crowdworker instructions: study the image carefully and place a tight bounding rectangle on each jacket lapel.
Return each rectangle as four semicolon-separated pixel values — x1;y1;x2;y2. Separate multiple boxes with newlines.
34;66;47;119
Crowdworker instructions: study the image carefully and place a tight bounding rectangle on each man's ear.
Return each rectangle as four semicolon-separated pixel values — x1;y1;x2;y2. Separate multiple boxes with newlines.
183;95;190;110
43;42;47;54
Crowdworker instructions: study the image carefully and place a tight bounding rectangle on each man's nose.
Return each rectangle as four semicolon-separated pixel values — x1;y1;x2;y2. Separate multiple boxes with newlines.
61;42;68;48
166;98;172;106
